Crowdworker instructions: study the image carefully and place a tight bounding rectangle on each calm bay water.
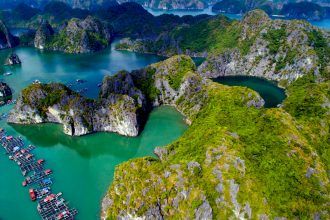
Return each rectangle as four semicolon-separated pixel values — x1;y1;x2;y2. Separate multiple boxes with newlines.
213;76;286;108
0;43;187;220
0;41;164;99
0;33;287;219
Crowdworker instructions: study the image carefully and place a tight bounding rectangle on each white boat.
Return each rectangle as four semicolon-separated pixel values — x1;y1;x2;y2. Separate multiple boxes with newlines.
33;80;41;84
3;72;12;76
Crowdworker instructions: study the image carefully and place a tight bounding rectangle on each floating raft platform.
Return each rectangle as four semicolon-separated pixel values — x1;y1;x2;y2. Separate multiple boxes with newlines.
0;128;78;219
38;193;78;220
22;169;53;187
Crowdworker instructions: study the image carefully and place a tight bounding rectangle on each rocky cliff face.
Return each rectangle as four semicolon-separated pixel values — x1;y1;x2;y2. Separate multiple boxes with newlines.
100;57;330;219
0;82;12;103
5;53;21;65
7;56;221;136
7;80;143;137
198;10;329;85
98;17;330;218
7;83;94;136
94;71;147;136
117;0;206;10
8;55;249;137
116;10;329;85
34;20;54;50
0;20;19;50
42;16;113;53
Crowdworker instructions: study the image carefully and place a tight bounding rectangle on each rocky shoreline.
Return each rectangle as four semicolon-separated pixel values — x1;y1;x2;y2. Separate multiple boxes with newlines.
9;56;243;137
33;16;113;53
114;10;329;87
0;20;19;50
99;10;329;220
5;53;21;65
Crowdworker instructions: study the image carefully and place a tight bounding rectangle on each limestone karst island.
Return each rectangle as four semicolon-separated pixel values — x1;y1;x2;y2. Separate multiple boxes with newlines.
0;0;329;219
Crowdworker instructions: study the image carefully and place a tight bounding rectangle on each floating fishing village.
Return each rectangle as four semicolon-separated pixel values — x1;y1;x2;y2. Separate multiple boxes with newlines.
0;128;78;219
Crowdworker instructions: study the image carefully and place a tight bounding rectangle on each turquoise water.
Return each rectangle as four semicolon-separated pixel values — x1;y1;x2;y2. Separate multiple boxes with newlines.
0;106;187;220
0;40;163;99
0;30;291;220
213;76;286;108
0;43;187;220
310;18;330;30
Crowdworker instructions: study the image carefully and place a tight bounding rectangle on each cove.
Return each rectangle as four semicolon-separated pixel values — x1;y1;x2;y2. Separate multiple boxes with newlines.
0;41;187;220
0;40;164;99
213;76;286;108
0;106;187;220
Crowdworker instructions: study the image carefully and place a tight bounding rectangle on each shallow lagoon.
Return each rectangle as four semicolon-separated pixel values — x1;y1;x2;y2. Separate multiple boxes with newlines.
214;76;286;108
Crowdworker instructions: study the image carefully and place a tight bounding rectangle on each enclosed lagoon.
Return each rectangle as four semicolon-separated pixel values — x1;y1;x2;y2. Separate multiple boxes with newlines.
213;76;286;108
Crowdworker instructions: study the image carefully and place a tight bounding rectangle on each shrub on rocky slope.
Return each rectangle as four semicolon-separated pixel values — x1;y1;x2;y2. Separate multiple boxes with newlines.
34;16;113;53
102;59;329;219
118;10;330;85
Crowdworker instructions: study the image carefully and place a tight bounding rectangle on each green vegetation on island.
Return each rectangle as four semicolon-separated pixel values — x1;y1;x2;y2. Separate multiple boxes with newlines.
102;56;329;219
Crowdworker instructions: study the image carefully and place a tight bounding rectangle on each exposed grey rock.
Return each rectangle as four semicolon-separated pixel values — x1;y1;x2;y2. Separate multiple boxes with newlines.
244;203;252;219
306;167;316;178
259;214;269;220
234;157;246;174
5;53;21;65
230;179;241;218
0;82;12;103
172;194;182;208
8;56;205;138
314;212;321;220
215;196;225;205
198;11;324;85
215;183;223;194
212;168;223;182
0;20;18;49
93;94;141;136
229;132;239;139
116;36;208;58
181;190;189;199
100;195;113;220
194;200;213;220
34;20;54;49
164;171;171;178
144;204;164;220
247;95;265;108
7;80;141;136
51;16;113;53
187;161;201;175
154;147;168;161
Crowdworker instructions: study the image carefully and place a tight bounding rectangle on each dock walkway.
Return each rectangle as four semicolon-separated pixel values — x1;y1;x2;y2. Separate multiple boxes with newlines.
0;129;78;220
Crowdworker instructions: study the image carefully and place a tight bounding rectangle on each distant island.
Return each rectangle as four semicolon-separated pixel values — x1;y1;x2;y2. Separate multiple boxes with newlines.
0;1;212;54
1;0;330;19
0;0;208;10
212;0;330;21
